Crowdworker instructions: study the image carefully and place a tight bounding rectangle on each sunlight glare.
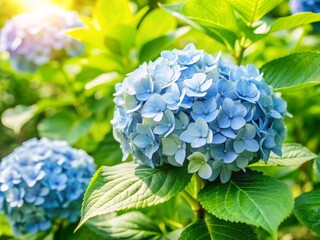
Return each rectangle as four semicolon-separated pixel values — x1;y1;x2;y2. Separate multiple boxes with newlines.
16;0;52;11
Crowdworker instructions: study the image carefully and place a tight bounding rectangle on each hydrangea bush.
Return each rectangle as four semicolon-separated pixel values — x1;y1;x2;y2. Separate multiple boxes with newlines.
0;6;84;72
112;44;288;183
0;138;96;236
290;0;320;31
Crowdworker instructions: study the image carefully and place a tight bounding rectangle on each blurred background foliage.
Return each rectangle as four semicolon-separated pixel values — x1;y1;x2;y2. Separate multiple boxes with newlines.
0;0;319;239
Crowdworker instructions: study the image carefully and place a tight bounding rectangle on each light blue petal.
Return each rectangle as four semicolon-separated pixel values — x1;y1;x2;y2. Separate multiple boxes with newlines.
220;167;232;183
212;134;226;144
153;112;164;122
196;118;209;137
191;138;206;148
180;131;195;143
141;105;156;118
162;138;178;156
243;124;256;139
231;117;245;130
224;151;238;163
206;110;219;122
220;128;236;138
175;149;186;165
154;125;169;135
217;112;231;128
200;79;212;92
234;140;245;154
222;98;235;114
244;139;259;152
188;161;202;173
198;163;212;179
192;101;206;115
133;135;150;148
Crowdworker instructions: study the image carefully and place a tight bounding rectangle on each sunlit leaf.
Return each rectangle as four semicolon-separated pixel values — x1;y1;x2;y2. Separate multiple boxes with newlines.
198;171;293;238
1;105;35;134
139;27;190;62
227;0;284;24
136;8;177;48
252;143;317;166
261;52;320;91
77;163;191;230
180;214;257;240
270;12;320;33
86;212;163;239
294;189;320;235
93;0;133;32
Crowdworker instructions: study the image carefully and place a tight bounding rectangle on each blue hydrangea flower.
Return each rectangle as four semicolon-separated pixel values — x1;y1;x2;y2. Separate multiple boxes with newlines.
191;97;219;122
187;152;212;179
217;98;247;130
153;110;175;137
180;118;213;148
213;79;237;105
233;124;259;154
141;94;166;121
210;140;238;163
162;134;186;165
0;138;96;236
0;6;84;72
133;125;159;159
184;73;212;97
163;83;186;110
112;43;288;183
290;0;320;32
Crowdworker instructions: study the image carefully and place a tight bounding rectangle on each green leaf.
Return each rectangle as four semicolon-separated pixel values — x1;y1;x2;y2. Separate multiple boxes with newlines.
253;143;317;166
294;189;320;235
227;0;284;24
179;214;258;240
56;224;108;240
163;229;183;240
86;212;163;240
136;8;177;48
104;25;137;53
161;3;237;51
270;12;320;33
93;0;133;32
85;72;121;90
67;27;106;51
38;112;75;140
77;162;192;230
1;105;36;134
315;157;320;181
261;52;320;91
67;118;94;144
91;132;123;167
139;27;190;62
0;215;12;237
198;171;294;238
38;113;93;144
182;0;238;33
84;53;124;73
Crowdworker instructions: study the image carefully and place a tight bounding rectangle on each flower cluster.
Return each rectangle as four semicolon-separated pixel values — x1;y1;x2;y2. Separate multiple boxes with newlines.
0;6;84;72
290;0;320;31
0;138;96;236
112;44;288;183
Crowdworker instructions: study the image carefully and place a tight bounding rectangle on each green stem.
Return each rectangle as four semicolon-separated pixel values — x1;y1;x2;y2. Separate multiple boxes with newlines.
234;36;247;65
181;190;203;221
164;218;184;229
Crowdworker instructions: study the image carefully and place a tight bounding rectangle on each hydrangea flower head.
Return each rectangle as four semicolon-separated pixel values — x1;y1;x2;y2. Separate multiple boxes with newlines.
0;6;84;72
112;44;288;183
0;138;96;236
290;0;320;31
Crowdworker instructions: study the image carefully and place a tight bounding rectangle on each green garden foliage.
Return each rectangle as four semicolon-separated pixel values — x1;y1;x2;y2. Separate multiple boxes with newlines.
0;0;320;239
